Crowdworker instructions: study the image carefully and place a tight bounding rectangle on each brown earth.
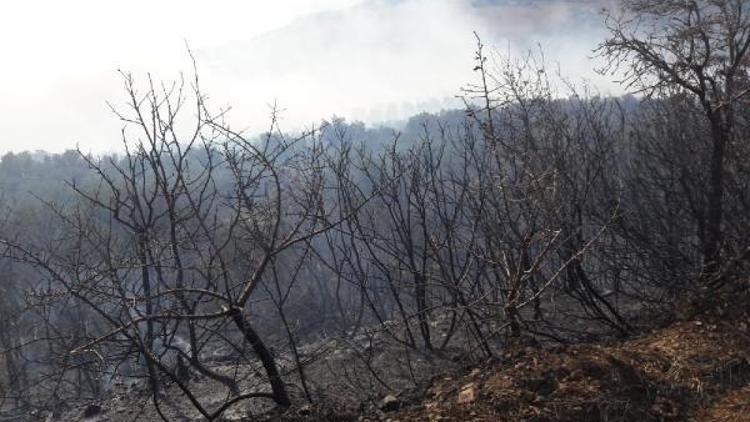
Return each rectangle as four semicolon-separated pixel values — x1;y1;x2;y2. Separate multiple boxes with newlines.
275;295;750;421
49;289;750;421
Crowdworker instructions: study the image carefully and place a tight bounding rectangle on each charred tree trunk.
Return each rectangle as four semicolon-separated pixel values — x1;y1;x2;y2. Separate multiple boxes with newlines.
229;307;290;408
414;272;432;350
703;116;728;282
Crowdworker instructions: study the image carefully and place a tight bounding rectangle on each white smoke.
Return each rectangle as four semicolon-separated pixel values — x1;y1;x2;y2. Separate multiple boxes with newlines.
197;0;623;136
0;0;624;153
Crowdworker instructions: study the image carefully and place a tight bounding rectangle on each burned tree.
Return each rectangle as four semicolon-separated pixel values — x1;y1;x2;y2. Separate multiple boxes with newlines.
598;0;750;282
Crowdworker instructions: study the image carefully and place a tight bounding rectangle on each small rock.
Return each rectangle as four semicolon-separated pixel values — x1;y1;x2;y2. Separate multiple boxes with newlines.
457;383;477;404
381;394;401;412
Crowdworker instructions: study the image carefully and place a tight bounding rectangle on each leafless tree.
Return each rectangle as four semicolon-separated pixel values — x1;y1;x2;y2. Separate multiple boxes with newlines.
598;0;750;282
1;67;345;420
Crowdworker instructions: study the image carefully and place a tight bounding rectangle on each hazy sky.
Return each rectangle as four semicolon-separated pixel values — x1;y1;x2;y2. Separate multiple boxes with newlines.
0;0;622;154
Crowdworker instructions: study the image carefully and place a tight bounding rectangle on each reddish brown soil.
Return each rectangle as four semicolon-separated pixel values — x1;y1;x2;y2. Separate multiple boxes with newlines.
277;300;750;421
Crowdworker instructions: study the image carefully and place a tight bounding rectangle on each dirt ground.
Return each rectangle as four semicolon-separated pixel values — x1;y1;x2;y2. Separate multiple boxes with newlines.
274;292;750;421
48;289;750;421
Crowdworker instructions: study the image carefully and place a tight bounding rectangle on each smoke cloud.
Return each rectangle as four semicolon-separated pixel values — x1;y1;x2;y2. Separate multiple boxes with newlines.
199;0;622;135
0;0;624;153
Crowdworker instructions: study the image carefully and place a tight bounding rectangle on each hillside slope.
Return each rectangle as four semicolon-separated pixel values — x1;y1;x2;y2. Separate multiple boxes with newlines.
278;296;750;421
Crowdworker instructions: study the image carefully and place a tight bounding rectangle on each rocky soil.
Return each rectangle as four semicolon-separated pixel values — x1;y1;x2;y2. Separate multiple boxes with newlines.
41;291;750;421
276;291;750;421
